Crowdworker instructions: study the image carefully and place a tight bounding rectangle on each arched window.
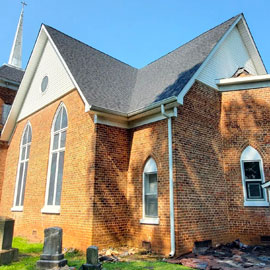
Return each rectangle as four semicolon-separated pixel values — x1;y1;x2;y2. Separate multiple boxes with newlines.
240;146;268;207
12;122;32;211
140;157;159;224
43;104;67;213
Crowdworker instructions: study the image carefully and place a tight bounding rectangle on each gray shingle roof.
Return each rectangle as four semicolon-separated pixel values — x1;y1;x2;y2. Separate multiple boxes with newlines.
44;14;240;114
0;64;24;84
45;25;137;113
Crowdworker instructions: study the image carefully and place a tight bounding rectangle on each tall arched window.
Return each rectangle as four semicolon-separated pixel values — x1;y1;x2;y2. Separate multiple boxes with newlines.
43;103;67;213
240;146;268;207
140;157;159;224
12;122;32;211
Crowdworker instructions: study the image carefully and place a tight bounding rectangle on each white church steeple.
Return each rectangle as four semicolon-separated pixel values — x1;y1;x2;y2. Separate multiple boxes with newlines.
8;2;26;69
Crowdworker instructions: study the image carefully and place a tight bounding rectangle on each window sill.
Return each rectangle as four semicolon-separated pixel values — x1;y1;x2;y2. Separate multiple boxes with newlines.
11;206;23;212
140;218;159;225
41;205;60;214
244;201;269;207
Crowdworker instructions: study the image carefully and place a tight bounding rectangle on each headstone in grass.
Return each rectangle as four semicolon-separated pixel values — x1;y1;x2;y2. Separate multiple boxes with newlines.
36;227;68;270
0;217;18;265
81;246;102;270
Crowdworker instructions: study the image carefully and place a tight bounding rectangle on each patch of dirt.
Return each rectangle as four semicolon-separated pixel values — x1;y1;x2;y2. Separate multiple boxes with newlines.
166;240;270;270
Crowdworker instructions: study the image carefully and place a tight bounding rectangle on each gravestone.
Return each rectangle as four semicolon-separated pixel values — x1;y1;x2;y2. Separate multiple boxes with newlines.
82;246;102;270
36;227;68;270
0;217;18;265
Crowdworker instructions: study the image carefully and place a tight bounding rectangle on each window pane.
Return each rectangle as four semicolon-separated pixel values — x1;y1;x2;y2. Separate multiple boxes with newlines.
145;195;158;217
246;182;263;199
15;163;24;206
54;109;62;131
53;134;59;150
1;104;11;125
20;162;28;206
148;174;157;194
27;127;32;143
26;145;30;159
145;174;157;194
244;162;261;179
61;108;67;129
22;129;28;145
21;146;26;161
48;153;57;205
60;131;66;148
55;151;65;205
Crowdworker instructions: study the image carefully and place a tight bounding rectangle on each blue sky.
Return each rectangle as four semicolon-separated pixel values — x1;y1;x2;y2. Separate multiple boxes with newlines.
1;0;270;71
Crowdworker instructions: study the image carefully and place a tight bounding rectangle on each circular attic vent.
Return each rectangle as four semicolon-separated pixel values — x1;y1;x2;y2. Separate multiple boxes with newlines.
41;76;49;93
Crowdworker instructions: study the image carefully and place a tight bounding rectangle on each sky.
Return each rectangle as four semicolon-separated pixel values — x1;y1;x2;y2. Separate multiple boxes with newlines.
1;0;270;71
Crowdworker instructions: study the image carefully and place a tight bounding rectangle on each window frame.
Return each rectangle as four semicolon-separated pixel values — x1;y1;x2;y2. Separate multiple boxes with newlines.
140;157;159;225
41;103;68;214
11;122;32;212
240;146;269;207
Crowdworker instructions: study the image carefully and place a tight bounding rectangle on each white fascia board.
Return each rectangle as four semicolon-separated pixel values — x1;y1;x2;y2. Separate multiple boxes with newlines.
42;25;91;112
177;15;243;105
94;115;128;129
217;74;270;86
93;106;178;129
1;29;48;142
219;81;270;92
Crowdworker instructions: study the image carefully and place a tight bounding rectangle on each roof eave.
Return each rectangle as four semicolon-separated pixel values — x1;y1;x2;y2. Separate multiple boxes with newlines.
88;96;179;122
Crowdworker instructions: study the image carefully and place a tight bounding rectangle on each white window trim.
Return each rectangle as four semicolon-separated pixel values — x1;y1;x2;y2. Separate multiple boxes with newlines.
11;206;23;212
12;122;32;211
240;146;268;207
43;103;68;212
142;158;159;224
140;217;159;225
41;205;60;214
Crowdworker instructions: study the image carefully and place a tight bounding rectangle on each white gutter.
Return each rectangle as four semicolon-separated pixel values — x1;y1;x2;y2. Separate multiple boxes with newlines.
89;96;178;119
161;104;176;257
216;74;270;86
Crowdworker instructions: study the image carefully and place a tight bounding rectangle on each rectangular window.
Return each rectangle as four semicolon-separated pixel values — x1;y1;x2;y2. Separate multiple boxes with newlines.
144;173;158;218
1;104;11;125
243;161;264;200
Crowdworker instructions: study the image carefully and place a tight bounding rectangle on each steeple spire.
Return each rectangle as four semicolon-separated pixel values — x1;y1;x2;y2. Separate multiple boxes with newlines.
8;2;26;69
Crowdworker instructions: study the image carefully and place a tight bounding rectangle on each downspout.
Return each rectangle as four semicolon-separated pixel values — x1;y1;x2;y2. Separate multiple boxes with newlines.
161;104;176;257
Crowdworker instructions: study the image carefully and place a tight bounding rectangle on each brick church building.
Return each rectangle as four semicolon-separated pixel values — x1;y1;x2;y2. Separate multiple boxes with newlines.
1;11;270;256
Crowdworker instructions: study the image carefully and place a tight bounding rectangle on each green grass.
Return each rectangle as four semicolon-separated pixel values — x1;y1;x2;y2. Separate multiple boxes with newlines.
103;261;193;270
0;237;193;270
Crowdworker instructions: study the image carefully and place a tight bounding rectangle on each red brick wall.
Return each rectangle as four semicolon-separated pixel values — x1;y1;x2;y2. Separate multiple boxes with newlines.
127;120;171;254
0;90;96;250
0;141;8;204
0;86;16;105
173;81;230;254
0;86;17;205
221;87;270;244
92;124;130;247
2;81;270;254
